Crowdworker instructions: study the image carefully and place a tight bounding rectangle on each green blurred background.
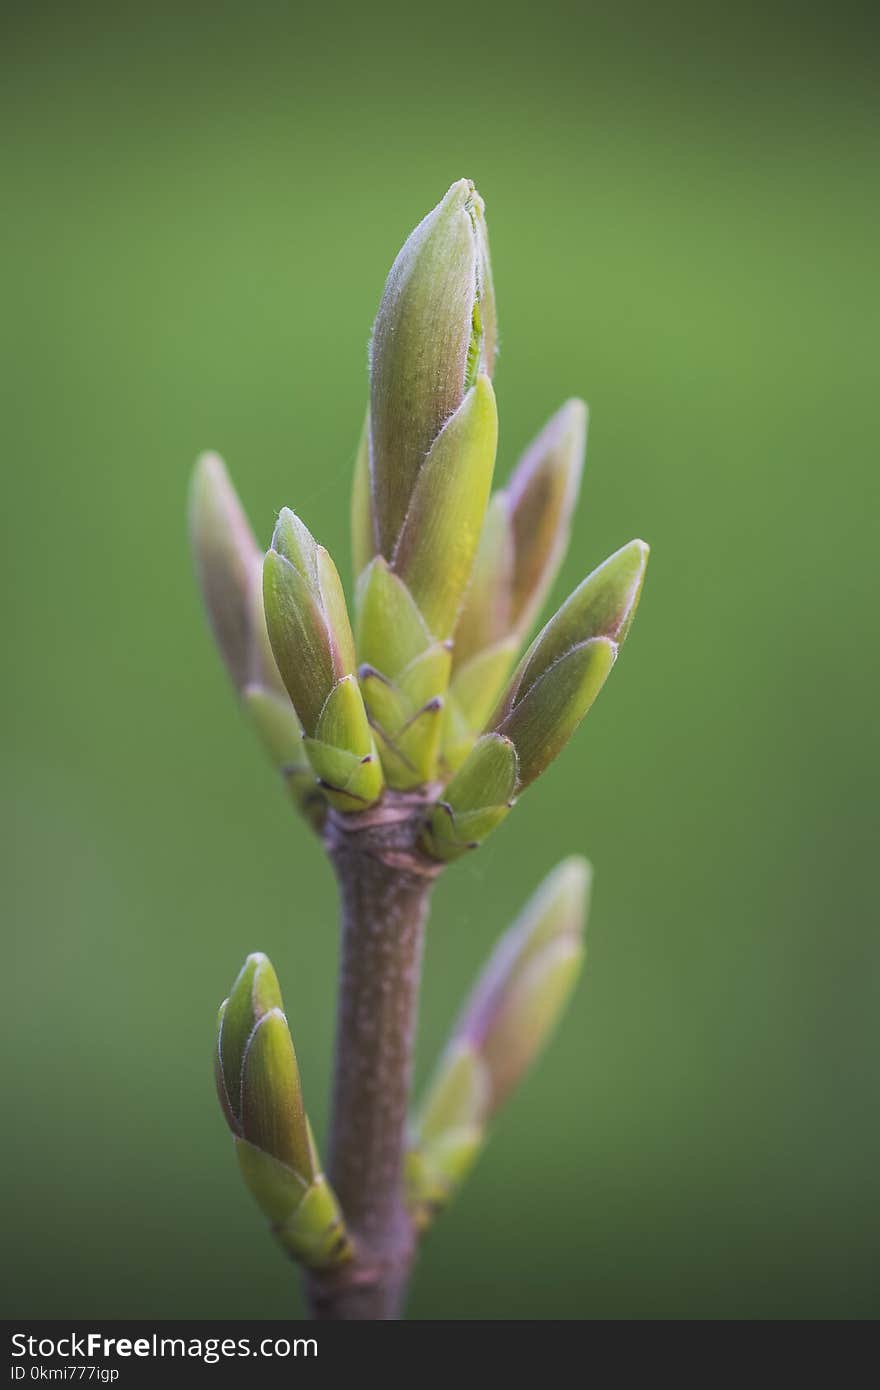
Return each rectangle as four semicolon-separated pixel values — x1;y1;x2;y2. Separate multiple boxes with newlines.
3;0;878;1320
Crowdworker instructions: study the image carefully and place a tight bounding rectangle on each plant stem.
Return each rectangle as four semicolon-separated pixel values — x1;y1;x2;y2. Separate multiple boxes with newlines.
304;791;442;1320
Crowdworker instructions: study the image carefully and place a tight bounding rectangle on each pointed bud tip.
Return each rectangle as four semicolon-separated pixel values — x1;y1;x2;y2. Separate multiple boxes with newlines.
270;507;312;562
189;451;261;689
445;176;477;203
439;178;485;219
188;451;254;548
554;854;592;913
243;950;270;970
558;397;588;431
612;537;650;629
530;855;592;945
192;449;226;486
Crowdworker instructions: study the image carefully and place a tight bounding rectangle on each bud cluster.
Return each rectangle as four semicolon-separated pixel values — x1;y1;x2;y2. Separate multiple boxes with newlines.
191;179;647;846
190;180;650;1276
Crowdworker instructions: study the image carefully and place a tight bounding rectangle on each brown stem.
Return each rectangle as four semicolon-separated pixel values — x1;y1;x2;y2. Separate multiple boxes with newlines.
304;791;442;1320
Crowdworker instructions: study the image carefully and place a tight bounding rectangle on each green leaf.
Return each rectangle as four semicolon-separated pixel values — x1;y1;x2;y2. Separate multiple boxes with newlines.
392;375;498;639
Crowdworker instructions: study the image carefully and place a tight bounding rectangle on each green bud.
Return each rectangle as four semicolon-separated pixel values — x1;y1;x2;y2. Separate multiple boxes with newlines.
407;859;589;1227
349;408;374;582
264;509;355;733
454;399;587;670
455;856;590;1112
264;509;383;811
241;687;325;828
356;557;433;677
239;1008;311;1174
492;539;649;787
406;1042;487;1227
354;558;452;791
421;733;518;861
416;1040;489;1140
505;399;587;637
232;1138;352;1270
189;451;260;691
189;454;323;826
448;493;513;671
392;374;498;640
441;638;519;775
215;953;310;1174
495;636;616;788
352;182;500;789
440;400;586;773
425;534;646;859
215;953;352;1270
405;1127;484;1234
370;179;496;558
302;674;384;812
480;937;583;1109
